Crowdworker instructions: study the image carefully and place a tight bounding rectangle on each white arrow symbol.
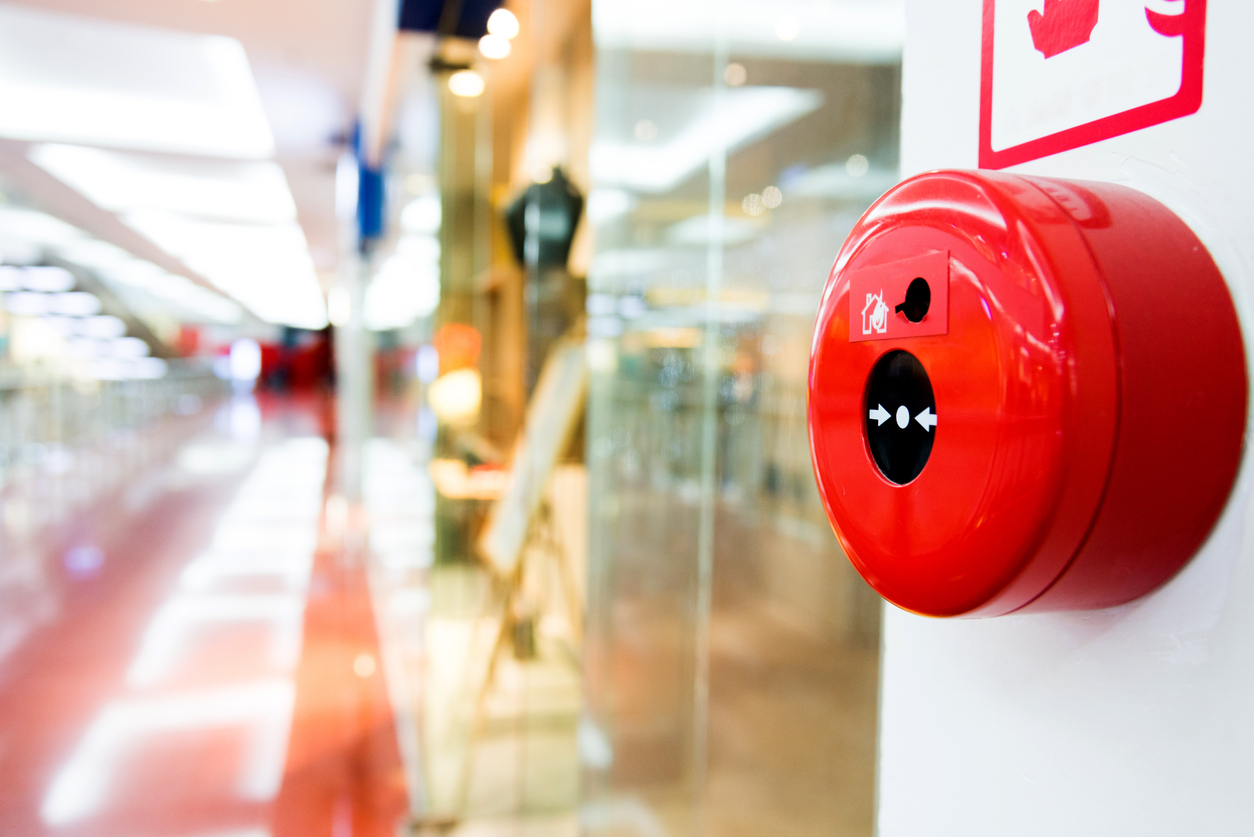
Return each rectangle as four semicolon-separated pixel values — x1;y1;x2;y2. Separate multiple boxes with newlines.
869;404;890;426
915;407;938;432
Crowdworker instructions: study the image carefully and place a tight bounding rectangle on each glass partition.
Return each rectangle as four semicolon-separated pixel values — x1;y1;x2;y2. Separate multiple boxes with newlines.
582;3;902;834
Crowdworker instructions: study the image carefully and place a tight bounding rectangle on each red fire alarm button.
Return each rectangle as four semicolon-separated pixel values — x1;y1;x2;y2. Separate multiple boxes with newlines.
808;170;1246;617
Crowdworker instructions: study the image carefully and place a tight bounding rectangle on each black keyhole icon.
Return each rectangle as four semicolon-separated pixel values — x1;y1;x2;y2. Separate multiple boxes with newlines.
895;277;931;323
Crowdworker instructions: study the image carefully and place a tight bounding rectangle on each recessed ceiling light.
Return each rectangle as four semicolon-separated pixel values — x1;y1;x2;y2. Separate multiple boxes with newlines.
31;144;298;224
479;34;511;60
0;5;274;158
124;211;327;329
487;8;520;39
448;70;485;98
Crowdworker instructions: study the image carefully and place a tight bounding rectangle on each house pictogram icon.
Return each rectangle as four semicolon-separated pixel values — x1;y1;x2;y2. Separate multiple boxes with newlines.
862;291;889;335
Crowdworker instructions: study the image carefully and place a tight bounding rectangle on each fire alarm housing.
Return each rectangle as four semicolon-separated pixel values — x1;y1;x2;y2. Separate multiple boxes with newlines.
807;170;1247;617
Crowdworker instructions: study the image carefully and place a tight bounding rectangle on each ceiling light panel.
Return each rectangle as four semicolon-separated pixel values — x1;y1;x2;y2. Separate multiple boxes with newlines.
126;213;312;274
0;5;274;158
31;145;298;224
590;86;822;192
124;212;327;329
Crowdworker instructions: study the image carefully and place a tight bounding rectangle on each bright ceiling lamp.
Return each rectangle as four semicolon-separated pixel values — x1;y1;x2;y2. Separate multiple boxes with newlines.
0;5;273;158
190;259;326;329
125;211;309;264
448;71;485;98
487;8;520;39
124;212;327;329
479;34;511;60
590;86;821;192
31;145;298;224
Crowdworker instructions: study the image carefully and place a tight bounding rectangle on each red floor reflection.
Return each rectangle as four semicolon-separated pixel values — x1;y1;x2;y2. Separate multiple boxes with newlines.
0;395;407;837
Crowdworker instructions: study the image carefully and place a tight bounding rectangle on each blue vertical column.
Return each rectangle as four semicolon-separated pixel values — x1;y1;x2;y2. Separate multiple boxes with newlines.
337;133;387;505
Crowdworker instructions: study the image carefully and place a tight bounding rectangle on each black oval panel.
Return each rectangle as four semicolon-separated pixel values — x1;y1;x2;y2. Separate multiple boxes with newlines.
864;350;936;485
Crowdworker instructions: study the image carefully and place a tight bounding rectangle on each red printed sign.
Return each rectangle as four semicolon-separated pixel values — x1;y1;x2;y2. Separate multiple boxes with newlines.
979;0;1206;169
848;252;949;343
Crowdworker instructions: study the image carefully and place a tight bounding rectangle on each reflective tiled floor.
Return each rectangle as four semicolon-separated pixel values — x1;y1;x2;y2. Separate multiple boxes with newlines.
0;395;407;837
362;437;581;834
1;392;872;837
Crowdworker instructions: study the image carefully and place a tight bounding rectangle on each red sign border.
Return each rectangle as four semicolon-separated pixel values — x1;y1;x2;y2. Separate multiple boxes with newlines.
978;0;1207;169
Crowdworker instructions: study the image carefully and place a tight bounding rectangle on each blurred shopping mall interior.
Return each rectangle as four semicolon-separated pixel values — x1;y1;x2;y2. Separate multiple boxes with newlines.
0;0;898;834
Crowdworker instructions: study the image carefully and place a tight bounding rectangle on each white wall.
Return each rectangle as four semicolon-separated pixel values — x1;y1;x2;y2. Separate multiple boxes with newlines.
881;2;1254;834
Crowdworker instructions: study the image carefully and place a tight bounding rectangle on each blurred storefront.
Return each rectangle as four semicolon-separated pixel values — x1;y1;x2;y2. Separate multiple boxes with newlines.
381;1;901;834
579;5;898;835
0;0;902;835
7;0;1254;835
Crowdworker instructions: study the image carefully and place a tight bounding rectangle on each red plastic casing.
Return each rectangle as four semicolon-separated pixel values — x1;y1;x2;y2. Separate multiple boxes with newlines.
808;170;1247;617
